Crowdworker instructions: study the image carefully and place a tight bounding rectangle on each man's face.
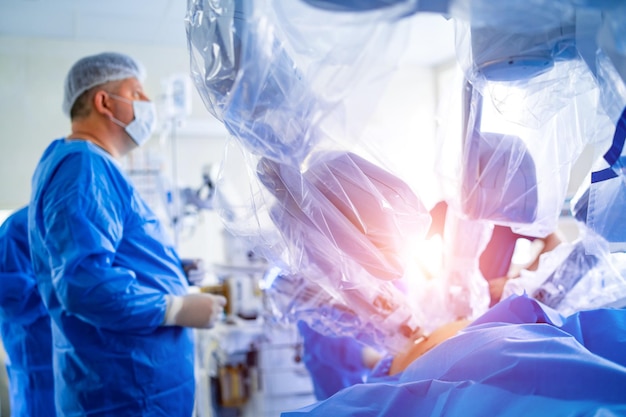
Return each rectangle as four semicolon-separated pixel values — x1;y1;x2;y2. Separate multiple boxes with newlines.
104;77;150;126
112;77;150;102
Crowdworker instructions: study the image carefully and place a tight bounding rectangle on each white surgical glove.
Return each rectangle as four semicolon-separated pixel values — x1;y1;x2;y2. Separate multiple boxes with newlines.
182;258;207;285
163;293;227;328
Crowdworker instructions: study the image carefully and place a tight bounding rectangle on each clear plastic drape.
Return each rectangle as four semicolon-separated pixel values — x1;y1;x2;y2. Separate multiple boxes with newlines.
186;0;626;354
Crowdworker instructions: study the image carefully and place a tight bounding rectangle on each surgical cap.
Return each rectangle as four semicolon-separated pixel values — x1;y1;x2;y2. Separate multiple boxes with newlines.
62;52;146;117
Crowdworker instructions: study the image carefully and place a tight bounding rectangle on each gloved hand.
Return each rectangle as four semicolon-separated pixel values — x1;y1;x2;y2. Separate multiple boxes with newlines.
181;258;207;285
163;293;227;328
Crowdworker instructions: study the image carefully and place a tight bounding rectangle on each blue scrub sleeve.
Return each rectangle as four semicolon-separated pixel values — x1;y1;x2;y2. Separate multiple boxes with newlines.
41;156;169;333
298;321;366;371
0;271;48;324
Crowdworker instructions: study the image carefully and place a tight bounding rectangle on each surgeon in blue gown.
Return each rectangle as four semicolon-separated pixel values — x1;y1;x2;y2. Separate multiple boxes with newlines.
0;206;55;417
28;52;227;416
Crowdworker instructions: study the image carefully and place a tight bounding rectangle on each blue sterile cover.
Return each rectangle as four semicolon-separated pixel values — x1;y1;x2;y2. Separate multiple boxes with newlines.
282;294;626;417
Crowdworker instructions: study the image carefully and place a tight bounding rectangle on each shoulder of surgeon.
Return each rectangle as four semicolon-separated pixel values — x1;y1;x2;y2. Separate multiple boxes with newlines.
34;138;131;197
0;206;28;240
0;206;30;269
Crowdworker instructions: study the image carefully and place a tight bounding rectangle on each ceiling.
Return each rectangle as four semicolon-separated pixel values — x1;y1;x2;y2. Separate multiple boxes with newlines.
0;0;455;65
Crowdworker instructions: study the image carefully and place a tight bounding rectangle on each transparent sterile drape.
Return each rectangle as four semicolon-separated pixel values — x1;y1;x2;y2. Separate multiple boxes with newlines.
185;0;626;354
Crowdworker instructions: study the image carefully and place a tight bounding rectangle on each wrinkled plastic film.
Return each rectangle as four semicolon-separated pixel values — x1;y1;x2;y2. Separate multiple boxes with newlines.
298;0;420;14
596;51;626;126
256;152;432;352
596;3;626;105
186;0;449;353
256;152;495;340
262;270;420;353
447;0;605;237
586;174;626;255
454;67;602;237
532;242;599;310
203;145;434;353
186;0;414;165
185;0;626;353
571;107;626;252
186;0;320;164
205;107;433;352
502;226;626;315
185;0;239;121
440;211;491;320
452;0;578;90
448;0;626;240
568;10;626;252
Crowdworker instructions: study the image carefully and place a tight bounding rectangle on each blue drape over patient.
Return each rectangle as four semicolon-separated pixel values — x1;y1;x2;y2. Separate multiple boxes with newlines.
0;207;55;417
28;139;194;417
283;294;626;417
298;321;372;400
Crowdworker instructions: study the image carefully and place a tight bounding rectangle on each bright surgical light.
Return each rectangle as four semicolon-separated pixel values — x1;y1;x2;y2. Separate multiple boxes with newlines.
413;234;444;279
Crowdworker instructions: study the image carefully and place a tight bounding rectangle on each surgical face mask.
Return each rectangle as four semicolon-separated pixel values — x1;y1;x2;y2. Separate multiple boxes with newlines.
108;94;157;146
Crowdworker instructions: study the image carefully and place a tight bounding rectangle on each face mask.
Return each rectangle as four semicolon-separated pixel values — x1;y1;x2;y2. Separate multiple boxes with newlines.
109;94;157;146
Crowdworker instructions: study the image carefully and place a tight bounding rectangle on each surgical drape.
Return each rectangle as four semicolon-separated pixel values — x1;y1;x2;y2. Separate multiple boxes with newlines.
283;294;626;417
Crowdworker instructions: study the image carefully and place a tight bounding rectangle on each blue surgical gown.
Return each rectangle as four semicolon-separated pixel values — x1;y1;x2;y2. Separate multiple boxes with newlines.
28;139;194;417
283;295;626;416
0;206;55;417
297;321;371;400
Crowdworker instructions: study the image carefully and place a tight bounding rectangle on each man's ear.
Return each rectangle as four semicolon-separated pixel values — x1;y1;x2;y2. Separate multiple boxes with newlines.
92;90;114;118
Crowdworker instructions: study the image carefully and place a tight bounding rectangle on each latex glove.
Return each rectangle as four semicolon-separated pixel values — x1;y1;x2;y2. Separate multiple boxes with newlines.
163;293;227;328
181;258;207;285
